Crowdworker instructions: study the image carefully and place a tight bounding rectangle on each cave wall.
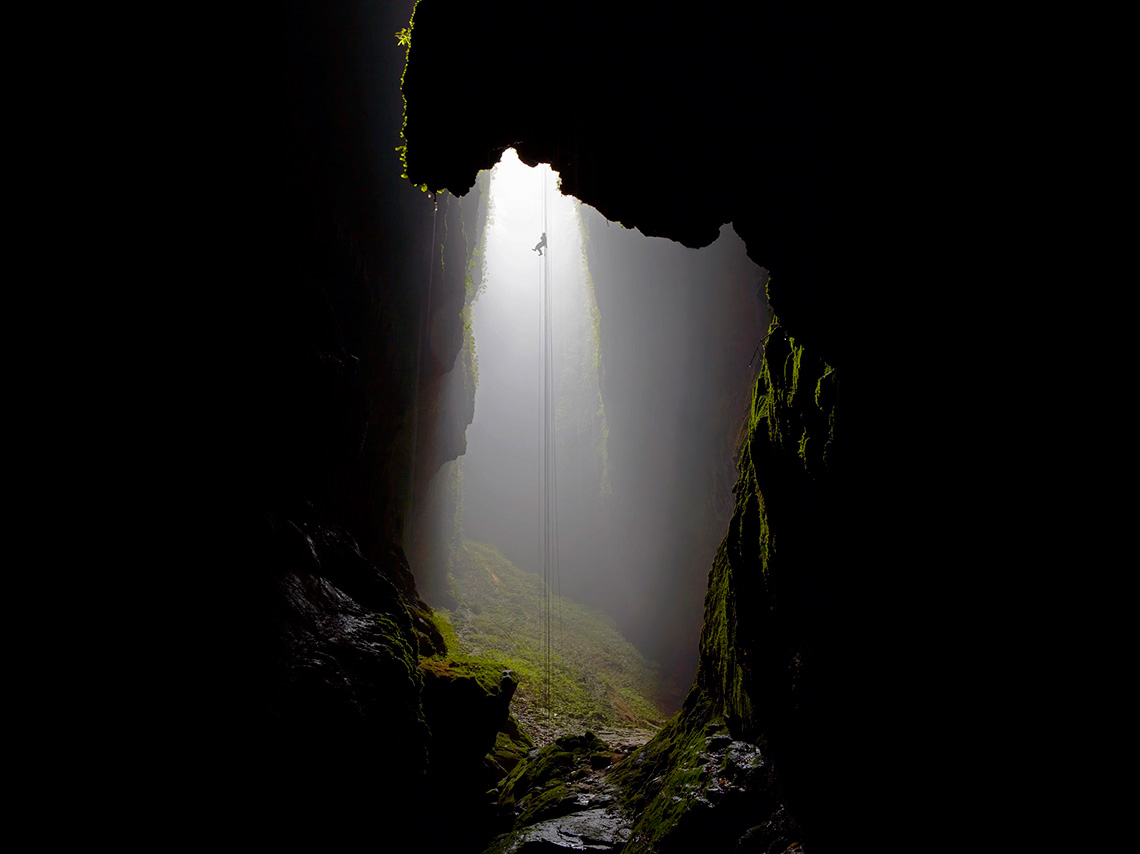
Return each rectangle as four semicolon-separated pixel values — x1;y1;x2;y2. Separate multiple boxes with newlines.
402;1;859;847
695;321;838;837
173;0;932;846
182;1;488;840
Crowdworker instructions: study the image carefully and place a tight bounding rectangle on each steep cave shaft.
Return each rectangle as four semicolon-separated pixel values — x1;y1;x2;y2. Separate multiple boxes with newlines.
413;149;769;716
189;1;877;847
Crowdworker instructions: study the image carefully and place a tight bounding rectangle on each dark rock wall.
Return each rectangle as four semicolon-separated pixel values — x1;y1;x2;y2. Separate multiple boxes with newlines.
183;1;483;841
402;2;874;849
405;180;489;605
174;0;929;847
419;658;519;849
404;1;837;359
696;321;838;839
604;323;836;852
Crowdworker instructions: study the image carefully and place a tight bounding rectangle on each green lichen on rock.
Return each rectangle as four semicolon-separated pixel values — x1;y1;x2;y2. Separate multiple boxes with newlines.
612;316;836;851
496;732;611;828
701;316;836;741
611;691;720;833
417;649;520;781
415;649;521;849
419;655;511;698
395;1;434;193
488;714;535;778
612;688;797;854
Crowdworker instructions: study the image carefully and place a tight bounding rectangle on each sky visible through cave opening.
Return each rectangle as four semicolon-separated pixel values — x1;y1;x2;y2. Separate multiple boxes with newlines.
441;148;768;715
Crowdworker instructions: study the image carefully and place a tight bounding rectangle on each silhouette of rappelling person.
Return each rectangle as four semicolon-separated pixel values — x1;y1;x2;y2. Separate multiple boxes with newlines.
532;232;547;256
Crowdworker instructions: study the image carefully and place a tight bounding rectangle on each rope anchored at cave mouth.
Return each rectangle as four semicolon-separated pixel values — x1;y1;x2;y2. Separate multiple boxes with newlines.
538;166;561;719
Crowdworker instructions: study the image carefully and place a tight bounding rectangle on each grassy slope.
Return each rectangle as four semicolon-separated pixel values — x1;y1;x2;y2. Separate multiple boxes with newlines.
429;539;664;733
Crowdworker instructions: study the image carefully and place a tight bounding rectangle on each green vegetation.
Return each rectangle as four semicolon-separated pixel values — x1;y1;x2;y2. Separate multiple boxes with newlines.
419;652;507;698
460;170;491;394
428;539;664;729
395;3;435;193
606;314;836;851
747;316;836;479
495;732;612;826
611;692;725;848
699;314;837;737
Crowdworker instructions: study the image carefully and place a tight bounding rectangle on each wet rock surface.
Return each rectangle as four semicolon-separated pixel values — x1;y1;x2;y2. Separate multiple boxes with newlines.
226;512;435;842
485;808;631;853
485;732;636;853
483;725;800;854
612;700;804;854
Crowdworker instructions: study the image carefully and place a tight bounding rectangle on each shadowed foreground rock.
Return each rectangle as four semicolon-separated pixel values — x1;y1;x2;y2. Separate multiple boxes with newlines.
485;732;632;852
485;809;632;853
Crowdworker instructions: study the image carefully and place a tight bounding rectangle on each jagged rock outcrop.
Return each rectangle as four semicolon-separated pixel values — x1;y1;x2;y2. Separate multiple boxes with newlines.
589;320;834;852
485;732;633;853
420;658;519;782
417;658;522;850
225;509;438;843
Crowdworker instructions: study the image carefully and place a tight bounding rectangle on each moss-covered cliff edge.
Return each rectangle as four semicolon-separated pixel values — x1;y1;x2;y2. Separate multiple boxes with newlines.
612;315;837;852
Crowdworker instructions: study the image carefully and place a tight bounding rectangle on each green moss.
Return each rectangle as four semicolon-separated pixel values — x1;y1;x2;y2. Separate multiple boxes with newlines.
611;692;723;851
489;720;534;777
424;607;458;653
520;782;571;825
495;732;610;827
438;540;664;728
371;613;420;677
461;303;479;392
609;314;837;849
395;2;436;193
418;655;506;697
744;316;836;479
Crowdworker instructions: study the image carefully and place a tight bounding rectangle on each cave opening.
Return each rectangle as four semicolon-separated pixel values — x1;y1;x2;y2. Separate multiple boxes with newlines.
412;148;769;742
177;3;869;849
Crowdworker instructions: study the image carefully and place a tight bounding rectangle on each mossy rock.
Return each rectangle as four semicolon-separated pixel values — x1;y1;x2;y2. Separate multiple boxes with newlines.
419;657;518;780
488;715;534;778
495;731;612;829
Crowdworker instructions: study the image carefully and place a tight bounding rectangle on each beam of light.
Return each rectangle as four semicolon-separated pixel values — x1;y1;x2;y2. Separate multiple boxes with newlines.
455;146;768;715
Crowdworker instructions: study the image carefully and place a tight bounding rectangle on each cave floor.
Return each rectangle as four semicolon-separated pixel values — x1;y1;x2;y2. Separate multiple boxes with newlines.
510;693;660;753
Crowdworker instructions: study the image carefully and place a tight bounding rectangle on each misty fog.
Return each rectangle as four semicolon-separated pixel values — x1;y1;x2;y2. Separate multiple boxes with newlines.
430;149;767;710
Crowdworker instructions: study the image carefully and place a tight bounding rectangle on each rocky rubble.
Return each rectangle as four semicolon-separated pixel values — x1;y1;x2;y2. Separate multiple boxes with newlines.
484;732;634;853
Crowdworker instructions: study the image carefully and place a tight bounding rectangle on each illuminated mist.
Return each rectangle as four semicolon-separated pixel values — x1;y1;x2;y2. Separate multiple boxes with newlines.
427;149;768;710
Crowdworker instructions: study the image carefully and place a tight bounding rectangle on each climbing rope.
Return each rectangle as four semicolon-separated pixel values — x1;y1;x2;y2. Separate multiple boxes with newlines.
538;166;560;718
